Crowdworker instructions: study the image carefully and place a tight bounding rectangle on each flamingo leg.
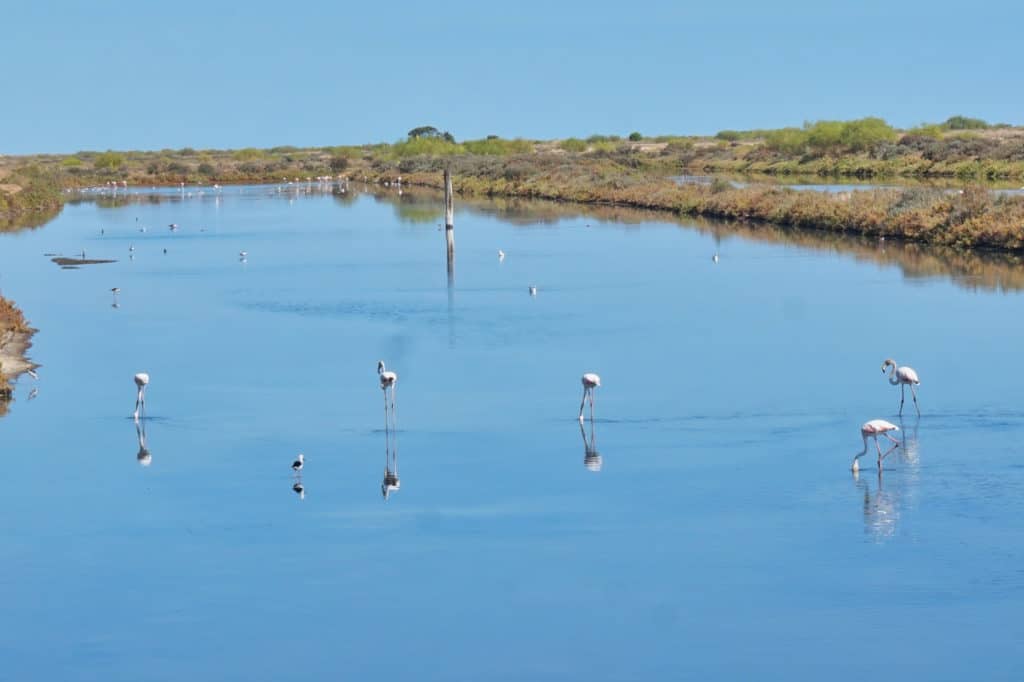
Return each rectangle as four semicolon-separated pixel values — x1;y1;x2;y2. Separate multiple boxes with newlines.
579;387;588;421
589;389;595;422
133;388;142;421
899;383;905;415
910;384;920;416
390;384;397;434
383;388;389;434
883;433;900;446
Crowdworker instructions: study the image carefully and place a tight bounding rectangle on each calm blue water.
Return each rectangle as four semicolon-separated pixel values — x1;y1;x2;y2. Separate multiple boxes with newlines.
2;185;1023;681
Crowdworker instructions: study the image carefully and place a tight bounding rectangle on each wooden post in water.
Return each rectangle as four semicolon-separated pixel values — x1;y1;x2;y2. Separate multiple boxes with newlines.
444;167;455;275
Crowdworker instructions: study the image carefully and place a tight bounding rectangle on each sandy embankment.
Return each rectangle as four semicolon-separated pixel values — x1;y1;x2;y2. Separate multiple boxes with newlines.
0;297;38;402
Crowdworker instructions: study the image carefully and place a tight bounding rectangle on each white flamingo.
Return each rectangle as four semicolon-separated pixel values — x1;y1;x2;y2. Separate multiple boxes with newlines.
578;373;601;422
378;361;398;432
132;372;149;421
882;358;921;416
852;419;900;472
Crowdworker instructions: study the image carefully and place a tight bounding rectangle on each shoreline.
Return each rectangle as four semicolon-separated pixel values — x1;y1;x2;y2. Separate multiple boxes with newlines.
376;166;1024;253
0;297;37;409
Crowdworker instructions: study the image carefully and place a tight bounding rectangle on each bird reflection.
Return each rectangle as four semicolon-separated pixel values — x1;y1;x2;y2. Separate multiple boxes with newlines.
292;481;305;500
580;420;602;472
382;419;400;500
853;463;898;541
135;420;152;467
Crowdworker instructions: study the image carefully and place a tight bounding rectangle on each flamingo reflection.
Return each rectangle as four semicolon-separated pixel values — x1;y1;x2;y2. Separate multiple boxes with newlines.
580;420;602;472
382;414;400;500
135;420;152;467
853;463;899;541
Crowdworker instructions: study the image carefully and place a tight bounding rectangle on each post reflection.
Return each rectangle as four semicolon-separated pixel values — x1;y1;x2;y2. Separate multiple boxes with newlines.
135;419;152;467
580;420;602;472
382;418;400;500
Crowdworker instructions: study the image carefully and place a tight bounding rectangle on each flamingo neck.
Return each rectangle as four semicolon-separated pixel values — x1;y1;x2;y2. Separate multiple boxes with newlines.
887;365;899;385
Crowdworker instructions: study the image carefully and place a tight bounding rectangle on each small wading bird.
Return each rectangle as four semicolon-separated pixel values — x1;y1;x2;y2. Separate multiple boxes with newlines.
498;250;505;261
882;358;921;416
291;453;304;474
111;287;120;307
528;286;537;296
239;251;247;262
852;419;900;472
132;372;149;421
578;373;601;422
378;361;398;432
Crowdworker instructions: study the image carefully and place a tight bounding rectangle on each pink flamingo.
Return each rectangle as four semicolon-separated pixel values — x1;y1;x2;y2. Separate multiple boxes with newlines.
578;373;601;422
882;358;921;416
852;419;900;472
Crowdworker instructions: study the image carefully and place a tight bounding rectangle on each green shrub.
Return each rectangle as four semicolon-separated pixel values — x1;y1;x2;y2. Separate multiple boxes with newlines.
462;137;533;155
944;115;989;130
765;127;807;154
233;148;264;160
93;151;125;170
61;157;83;167
628;131;643;141
559;138;587;153
907;124;945;139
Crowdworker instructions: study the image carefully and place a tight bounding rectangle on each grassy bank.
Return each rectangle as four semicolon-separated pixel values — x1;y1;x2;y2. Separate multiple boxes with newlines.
0;296;35;411
2;115;1024;250
0;165;64;231
373;155;1024;252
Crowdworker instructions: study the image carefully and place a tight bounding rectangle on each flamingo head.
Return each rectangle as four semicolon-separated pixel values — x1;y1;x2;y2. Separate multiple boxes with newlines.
377;360;385;374
881;358;896;373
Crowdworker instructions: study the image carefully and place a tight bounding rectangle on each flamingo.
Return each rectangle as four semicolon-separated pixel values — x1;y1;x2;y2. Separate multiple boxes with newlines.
132;372;149;421
578;373;601;422
852;419;900;472
291;453;304;474
882;358;921;416
378;361;398;432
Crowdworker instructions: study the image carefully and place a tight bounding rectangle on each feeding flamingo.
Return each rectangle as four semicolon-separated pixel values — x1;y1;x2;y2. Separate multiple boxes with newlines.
882;358;921;416
851;419;900;472
578;373;601;422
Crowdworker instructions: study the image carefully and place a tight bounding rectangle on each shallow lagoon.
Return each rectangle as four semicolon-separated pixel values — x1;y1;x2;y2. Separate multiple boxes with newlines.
2;185;1023;681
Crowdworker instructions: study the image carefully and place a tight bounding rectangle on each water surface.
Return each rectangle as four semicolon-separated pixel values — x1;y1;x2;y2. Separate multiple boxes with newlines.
2;185;1023;681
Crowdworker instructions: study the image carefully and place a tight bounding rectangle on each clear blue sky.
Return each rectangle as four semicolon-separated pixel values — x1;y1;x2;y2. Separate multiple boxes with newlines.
3;0;1022;154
